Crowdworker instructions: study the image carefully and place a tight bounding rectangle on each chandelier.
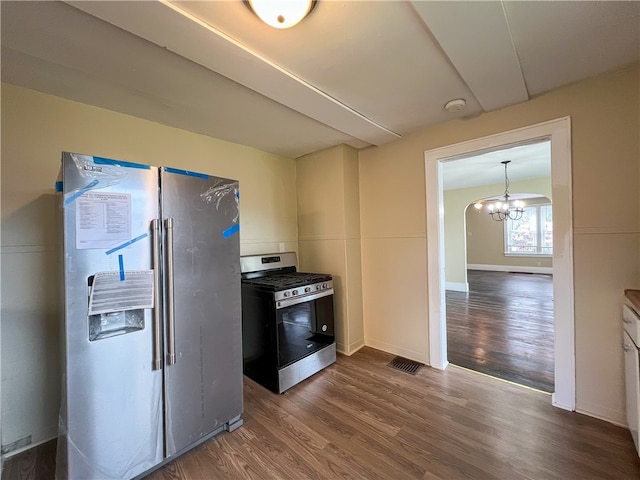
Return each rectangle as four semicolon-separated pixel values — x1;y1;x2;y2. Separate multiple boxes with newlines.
475;161;524;221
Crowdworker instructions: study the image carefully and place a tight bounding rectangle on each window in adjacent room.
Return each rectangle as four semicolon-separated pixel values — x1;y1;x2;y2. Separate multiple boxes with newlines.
504;204;552;255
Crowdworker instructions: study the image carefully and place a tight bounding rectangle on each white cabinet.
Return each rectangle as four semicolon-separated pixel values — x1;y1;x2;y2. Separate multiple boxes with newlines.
623;304;640;457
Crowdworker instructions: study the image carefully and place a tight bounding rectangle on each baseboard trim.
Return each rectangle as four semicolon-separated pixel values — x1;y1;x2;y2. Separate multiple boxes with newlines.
445;282;468;292
2;435;56;459
575;405;626;428
468;264;553;275
337;340;366;356
364;338;428;365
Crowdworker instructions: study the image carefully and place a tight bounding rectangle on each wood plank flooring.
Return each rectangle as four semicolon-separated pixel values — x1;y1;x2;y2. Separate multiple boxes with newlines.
4;347;639;479
446;270;554;392
1;438;56;480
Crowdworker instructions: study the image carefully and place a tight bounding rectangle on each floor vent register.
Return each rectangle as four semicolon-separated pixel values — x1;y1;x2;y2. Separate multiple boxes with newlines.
387;356;424;375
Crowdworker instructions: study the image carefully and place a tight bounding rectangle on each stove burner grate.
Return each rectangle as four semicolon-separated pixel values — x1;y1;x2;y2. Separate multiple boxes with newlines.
241;272;331;290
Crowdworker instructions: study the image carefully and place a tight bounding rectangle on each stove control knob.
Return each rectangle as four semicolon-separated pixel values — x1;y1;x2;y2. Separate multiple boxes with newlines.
284;291;290;297
316;285;321;291
322;283;327;289
292;290;298;296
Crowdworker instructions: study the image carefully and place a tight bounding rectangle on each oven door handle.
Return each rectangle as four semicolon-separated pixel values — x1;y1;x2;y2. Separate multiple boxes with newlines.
276;289;334;309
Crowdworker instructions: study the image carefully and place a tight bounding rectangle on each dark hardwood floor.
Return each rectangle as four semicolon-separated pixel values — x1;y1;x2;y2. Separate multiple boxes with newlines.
4;347;639;479
446;270;554;392
1;439;56;480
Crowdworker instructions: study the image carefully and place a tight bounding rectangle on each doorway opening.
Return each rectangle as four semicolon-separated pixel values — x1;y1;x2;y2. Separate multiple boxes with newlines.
425;117;575;411
442;142;554;392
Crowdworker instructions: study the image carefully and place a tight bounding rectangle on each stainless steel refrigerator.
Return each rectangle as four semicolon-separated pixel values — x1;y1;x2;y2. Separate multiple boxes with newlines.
57;152;243;479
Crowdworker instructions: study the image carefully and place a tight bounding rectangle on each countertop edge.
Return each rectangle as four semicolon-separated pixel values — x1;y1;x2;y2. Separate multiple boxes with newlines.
624;289;640;312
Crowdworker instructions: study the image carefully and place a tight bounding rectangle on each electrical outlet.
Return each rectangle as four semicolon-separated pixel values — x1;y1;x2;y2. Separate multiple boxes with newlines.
279;242;285;252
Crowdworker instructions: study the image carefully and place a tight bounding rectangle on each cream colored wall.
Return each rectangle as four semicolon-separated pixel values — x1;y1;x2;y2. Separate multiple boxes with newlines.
296;145;364;354
466;195;553;269
1;84;298;450
359;64;639;424
444;177;552;286
2;64;638;454
357;127;428;362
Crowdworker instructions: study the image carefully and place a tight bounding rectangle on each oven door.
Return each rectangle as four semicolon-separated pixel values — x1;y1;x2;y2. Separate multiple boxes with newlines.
276;291;334;368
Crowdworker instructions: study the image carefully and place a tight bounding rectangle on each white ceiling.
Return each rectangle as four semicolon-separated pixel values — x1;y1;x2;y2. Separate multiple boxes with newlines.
1;1;639;162
441;140;550;191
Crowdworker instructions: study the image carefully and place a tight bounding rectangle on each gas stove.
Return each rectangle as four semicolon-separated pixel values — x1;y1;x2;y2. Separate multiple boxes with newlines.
241;272;332;290
239;252;336;393
240;253;333;308
242;272;332;307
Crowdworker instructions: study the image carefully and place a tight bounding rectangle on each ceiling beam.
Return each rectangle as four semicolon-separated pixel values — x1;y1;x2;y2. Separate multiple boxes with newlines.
412;1;529;112
65;0;400;146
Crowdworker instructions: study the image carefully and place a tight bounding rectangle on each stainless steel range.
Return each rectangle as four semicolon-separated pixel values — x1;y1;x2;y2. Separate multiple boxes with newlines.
240;252;336;393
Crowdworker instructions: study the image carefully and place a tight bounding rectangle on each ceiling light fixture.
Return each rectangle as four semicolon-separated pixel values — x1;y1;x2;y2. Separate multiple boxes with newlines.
476;161;525;222
247;0;317;29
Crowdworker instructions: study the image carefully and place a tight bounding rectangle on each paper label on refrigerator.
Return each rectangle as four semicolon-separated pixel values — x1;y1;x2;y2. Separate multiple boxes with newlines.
89;270;154;315
75;192;131;249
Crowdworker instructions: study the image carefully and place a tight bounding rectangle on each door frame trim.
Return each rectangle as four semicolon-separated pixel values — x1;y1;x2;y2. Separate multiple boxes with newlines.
424;117;575;411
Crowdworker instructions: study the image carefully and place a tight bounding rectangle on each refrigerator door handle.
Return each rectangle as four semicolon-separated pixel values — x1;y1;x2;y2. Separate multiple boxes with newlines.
151;219;162;370
165;217;177;366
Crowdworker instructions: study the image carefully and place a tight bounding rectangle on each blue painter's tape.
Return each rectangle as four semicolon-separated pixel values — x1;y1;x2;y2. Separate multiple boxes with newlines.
55;181;63;192
63;179;100;205
94;156;151;170
164;167;209;179
118;255;125;281
222;223;239;239
235;190;240;199
105;232;149;256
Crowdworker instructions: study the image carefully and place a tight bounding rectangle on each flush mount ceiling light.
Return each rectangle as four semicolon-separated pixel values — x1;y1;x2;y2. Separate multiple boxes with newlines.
474;161;525;222
247;0;317;29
